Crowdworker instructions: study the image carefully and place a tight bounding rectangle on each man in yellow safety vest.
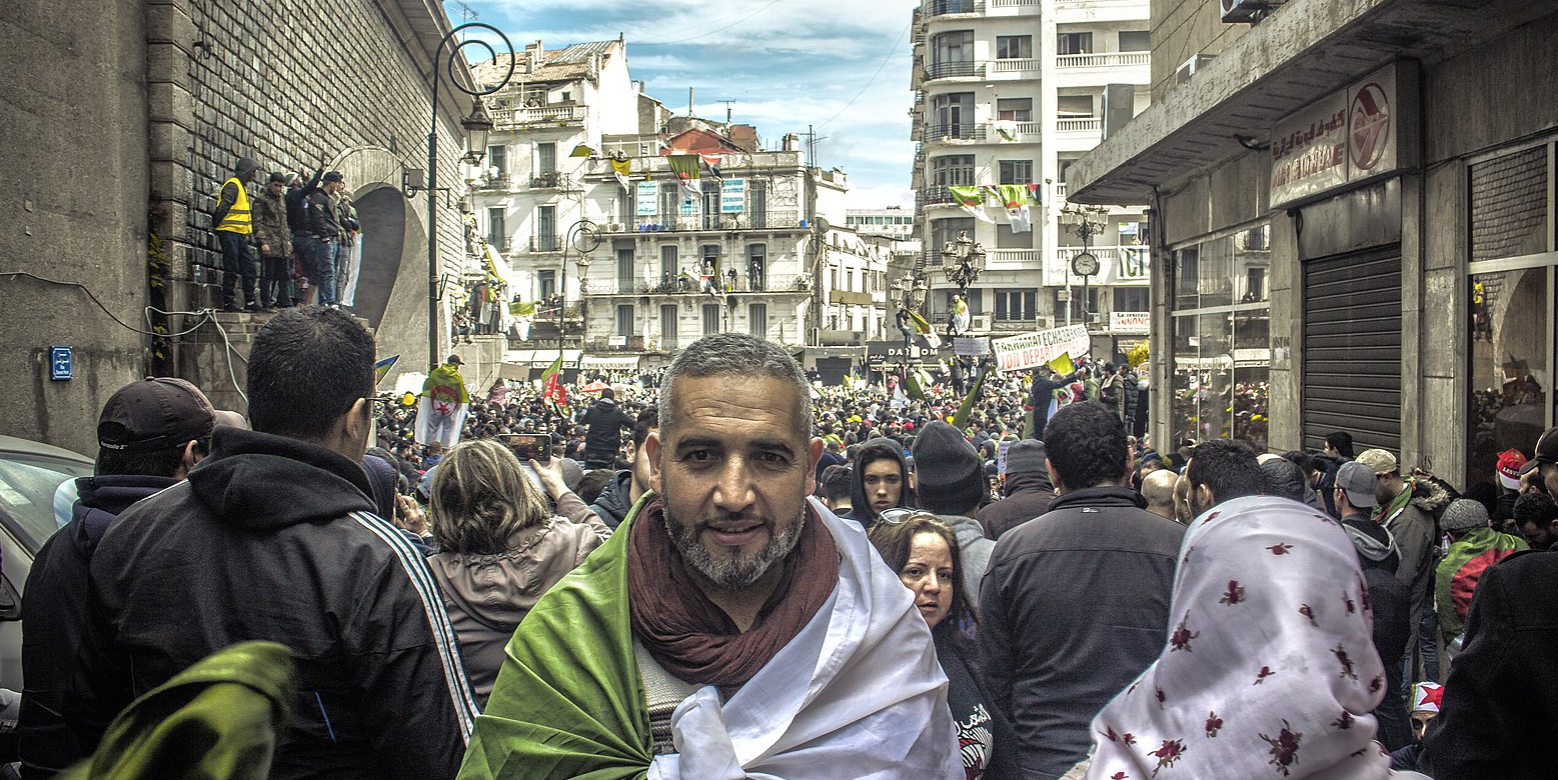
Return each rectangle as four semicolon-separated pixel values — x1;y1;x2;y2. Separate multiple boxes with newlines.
214;157;262;312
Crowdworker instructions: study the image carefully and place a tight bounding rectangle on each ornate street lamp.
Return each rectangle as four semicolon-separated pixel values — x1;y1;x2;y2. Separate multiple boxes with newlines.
460;96;495;167
1060;204;1110;326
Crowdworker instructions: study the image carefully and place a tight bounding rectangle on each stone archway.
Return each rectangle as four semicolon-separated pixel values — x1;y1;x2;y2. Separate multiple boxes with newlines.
351;186;406;329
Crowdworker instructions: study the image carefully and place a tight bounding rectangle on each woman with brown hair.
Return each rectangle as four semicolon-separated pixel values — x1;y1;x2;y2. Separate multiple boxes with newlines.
868;510;993;779
425;439;611;704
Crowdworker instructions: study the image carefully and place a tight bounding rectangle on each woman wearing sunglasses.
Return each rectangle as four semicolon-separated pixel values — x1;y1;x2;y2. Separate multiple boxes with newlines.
869;509;994;779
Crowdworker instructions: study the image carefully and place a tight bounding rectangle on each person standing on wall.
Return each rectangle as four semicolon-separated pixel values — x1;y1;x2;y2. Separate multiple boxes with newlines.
251;172;294;311
212;157;262;312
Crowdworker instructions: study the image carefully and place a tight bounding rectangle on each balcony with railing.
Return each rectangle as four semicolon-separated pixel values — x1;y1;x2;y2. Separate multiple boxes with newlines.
1056;117;1103;134
919;185;967;208
584;149;803;177
586;336;647;352
923;0;984;17
594;212;809;234
491;104;588;128
921;123;986;143
924;60;984;81
1055;51;1150;69
472;172;512;191
528;234;562;253
989;249;1040;266
989;58;1040;74
582;274;811;296
531;300;585;322
529;171;574;190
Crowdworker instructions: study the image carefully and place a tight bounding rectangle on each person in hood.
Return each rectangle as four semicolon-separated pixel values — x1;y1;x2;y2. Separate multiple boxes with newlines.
910;421;996;609
212;156;262;312
1357;448;1452;684
580;387;634;469
977;439;1055;541
73;307;479;780
587;405;656;529
846;436;911;527
416;355;470;449
19;378;217;779
1337;462;1413;752
426;440;610;705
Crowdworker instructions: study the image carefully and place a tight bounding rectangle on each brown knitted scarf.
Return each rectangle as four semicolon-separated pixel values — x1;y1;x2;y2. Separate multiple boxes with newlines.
627;499;837;687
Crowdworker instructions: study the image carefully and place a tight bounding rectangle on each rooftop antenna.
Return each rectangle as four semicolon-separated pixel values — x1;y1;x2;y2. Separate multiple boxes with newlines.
800;125;827;169
716;99;737;124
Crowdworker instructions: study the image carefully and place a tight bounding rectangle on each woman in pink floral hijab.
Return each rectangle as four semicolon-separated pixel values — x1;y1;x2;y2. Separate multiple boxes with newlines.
1079;496;1430;780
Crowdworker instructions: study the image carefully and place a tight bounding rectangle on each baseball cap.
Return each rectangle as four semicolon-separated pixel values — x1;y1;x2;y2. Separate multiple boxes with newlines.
446;354;464;365
1336;461;1380;508
1355;448;1399;476
97;378;216;453
1519;426;1558;476
1496;449;1528;489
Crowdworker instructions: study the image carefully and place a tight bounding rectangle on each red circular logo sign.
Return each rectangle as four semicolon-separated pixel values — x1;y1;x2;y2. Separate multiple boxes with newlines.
1350;83;1391;171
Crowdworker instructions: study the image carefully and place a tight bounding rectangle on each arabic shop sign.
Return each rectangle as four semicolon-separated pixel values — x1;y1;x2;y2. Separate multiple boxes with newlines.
1270;63;1410;208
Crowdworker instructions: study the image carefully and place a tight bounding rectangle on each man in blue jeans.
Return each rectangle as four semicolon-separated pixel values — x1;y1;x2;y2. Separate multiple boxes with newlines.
299;171;344;306
212;157;262;311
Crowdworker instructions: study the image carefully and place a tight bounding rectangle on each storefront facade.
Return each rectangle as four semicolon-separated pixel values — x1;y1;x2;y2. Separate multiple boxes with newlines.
1068;0;1557;490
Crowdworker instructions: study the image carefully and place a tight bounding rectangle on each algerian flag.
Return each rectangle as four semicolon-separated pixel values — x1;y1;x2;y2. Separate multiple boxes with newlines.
570;144;595;158
374;355;399;385
904;308;942;349
951;362;991;429
948;185;993;223
668;155;702;197
508;300;536;316
999;184;1031;233
540;354;563;384
1048;351;1075;376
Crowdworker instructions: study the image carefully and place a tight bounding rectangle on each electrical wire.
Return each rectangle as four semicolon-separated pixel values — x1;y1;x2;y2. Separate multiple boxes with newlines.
817;20;911;130
634;0;787;46
207;316;250;405
3;271;175;336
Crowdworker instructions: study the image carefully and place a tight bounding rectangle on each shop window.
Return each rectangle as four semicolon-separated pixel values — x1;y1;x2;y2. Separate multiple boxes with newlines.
1468;268;1550;488
1470;146;1549;263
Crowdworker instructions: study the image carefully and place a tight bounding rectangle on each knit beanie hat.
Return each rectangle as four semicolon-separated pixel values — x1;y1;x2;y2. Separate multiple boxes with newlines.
1005;439;1047;476
1440;498;1490;533
911;421;984;514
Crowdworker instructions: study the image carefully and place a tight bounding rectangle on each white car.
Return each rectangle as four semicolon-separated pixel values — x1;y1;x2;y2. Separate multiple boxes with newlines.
0;435;95;689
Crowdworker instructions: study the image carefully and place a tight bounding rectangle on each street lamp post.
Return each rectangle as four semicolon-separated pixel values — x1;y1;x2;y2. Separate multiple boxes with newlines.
940;230;986;336
1060;204;1109;327
410;23;514;372
558;219;600;351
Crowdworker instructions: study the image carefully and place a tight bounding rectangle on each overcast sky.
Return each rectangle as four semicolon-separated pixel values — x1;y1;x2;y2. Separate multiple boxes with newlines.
450;0;917;209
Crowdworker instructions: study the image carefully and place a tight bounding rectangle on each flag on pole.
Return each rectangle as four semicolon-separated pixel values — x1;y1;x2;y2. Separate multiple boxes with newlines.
1048;351;1075;376
951;362;991;430
699;154;723;180
541;355;566;406
668;155;702;198
569;144;595;158
374;355;399;385
948;185;993;223
904;309;942;349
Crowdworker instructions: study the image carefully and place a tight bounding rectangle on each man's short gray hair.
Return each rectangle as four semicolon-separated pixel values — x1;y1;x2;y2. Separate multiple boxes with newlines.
661;333;812;440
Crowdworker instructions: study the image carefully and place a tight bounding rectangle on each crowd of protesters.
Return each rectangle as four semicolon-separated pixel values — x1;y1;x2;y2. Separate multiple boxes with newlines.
11;305;1558;779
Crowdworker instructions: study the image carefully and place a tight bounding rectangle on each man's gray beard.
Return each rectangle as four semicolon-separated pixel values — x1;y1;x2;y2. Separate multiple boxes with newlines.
661;491;806;590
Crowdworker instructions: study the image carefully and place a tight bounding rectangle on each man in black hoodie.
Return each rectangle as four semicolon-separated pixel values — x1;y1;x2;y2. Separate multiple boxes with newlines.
580;388;635;468
19;378;216;779
588;406;656;529
846;437;911;528
72;307;478;780
976;439;1054;540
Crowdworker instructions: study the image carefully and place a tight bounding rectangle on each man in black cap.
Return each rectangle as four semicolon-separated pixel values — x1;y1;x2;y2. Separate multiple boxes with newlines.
910;421;994;607
976;439;1055;541
1518;425;1558;498
20;378;217;777
71;308;477;779
252;171;294;310
299;171;345;306
979;402;1183;780
212;157;262;312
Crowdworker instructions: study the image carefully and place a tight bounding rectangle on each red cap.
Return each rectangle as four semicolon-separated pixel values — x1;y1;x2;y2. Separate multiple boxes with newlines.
1496;449;1527;490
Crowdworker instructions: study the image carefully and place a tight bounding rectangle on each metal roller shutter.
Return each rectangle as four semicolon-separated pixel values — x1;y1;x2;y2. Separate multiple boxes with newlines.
1302;246;1402;453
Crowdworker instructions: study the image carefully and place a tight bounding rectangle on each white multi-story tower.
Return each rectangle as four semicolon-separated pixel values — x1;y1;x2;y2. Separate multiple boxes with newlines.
909;0;1151;354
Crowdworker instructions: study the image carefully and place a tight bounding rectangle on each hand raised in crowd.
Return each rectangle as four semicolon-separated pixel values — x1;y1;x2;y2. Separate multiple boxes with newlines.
529;458;571;500
394;494;428;536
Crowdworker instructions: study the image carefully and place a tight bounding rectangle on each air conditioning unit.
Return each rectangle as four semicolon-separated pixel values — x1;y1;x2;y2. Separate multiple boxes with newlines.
604;222;624;233
1175;54;1216;85
970;315;991;331
1220;0;1287;24
1037;316;1055;330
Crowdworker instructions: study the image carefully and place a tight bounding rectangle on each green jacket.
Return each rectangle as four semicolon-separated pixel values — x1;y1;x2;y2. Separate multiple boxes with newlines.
1436;527;1527;645
59;641;295;780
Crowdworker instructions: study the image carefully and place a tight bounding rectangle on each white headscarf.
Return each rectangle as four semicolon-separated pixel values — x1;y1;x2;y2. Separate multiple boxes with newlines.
1085;495;1429;780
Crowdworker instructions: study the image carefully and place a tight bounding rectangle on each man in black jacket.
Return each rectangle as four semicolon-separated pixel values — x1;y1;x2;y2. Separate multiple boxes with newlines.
299;172;344;306
1336;461;1413;751
18;378;216;779
580;388;635;469
976;439;1054;540
588;405;656;528
72;307;478;780
980;402;1184;780
1027;365;1080;437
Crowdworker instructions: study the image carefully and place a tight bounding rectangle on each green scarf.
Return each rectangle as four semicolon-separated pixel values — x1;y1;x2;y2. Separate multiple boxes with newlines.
457;493;657;780
1371;477;1416;526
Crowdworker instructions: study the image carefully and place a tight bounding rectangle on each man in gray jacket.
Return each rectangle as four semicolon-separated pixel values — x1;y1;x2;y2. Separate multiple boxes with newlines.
909;421;995;608
979;402;1185;780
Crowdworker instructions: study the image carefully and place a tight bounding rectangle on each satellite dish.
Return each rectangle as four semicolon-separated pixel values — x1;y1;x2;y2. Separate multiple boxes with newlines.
814;217;830;232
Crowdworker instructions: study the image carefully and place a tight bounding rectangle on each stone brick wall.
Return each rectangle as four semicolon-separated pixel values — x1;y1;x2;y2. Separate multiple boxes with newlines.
1469;145;1549;263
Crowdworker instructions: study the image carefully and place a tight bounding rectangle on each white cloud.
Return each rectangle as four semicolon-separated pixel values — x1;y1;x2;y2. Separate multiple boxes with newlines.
844;181;915;210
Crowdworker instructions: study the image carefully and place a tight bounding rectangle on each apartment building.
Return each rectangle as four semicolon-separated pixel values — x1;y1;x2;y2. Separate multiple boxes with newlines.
846;207;917;239
909;0;1151;355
